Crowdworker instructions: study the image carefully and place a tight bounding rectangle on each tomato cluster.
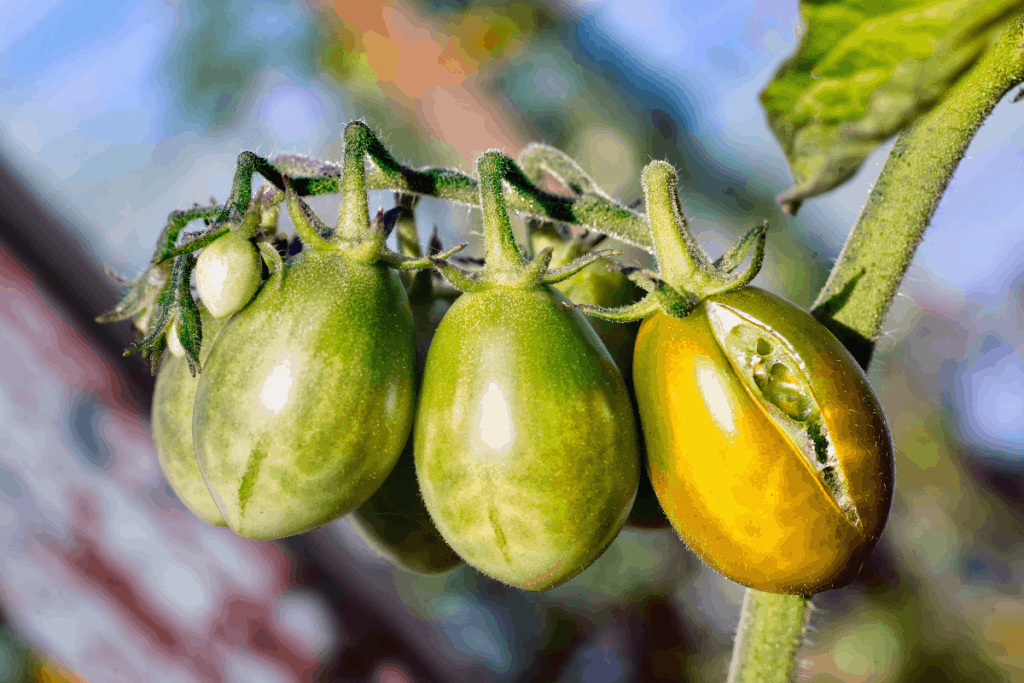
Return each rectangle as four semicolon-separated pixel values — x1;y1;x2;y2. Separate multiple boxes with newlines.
105;131;894;594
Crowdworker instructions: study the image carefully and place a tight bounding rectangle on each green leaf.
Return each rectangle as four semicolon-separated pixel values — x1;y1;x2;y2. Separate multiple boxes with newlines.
762;0;1024;214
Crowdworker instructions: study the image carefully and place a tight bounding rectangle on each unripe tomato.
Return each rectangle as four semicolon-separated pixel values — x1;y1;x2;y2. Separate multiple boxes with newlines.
634;287;894;594
415;286;640;590
151;312;228;526
530;230;668;529
193;249;416;539
348;441;463;574
530;231;640;387
196;231;262;318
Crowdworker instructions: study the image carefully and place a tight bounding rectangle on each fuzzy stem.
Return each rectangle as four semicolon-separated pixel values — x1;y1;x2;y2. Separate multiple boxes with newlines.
641;161;699;286
727;592;811;683
478;152;527;277
810;16;1024;366
268;126;655;251
337;122;373;242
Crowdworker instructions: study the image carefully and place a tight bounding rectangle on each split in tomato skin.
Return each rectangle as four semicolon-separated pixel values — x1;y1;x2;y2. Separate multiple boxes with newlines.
634;287;894;594
151;311;228;526
193;248;417;540
414;285;640;591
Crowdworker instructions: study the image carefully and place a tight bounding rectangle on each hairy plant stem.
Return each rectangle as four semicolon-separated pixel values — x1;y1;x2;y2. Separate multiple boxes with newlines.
727;592;811;683
810;16;1024;368
728;16;1024;683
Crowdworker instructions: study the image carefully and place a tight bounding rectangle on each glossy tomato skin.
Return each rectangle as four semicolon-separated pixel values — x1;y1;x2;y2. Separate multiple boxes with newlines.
415;286;640;590
193;249;416;540
151;312;228;526
634;287;894;594
530;232;668;530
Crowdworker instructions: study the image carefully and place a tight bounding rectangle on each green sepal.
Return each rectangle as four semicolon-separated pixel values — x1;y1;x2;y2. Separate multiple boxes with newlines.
284;180;333;251
380;242;468;271
258;240;285;291
541;248;623;285
124;254;202;375
511;246;554;288
175;282;203;377
153;225;230;264
429;257;484;293
95;262;173;335
648;276;701;319
714;221;767;273
619;266;660;293
569;294;661;322
150;204;223;264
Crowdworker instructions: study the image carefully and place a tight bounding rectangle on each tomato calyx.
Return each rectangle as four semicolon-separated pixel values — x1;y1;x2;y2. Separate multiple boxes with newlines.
282;125;468;270
430;151;621;295
120;252;204;376
573;161;769;323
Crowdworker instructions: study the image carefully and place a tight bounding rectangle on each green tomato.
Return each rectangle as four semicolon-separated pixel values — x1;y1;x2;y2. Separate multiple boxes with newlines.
633;287;894;594
196;231;263;318
193;249;417;540
348;440;463;574
415;285;640;590
151;312;228;526
531;230;668;530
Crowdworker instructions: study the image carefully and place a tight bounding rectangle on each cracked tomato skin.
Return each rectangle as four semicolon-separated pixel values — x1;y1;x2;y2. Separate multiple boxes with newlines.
151;312;228;526
634;287;894;594
193;249;416;540
414;285;640;590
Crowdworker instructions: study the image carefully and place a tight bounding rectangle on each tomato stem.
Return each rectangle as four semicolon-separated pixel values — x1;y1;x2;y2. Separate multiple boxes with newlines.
478;151;528;278
810;15;1024;368
337;121;374;242
641;161;700;287
727;591;811;683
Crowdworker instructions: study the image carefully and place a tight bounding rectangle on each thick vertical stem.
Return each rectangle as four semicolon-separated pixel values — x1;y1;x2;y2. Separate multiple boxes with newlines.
477;152;527;277
811;17;1024;366
640;161;698;286
338;121;373;242
727;592;812;683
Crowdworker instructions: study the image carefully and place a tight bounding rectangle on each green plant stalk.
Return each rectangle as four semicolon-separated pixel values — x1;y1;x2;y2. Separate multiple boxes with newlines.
810;16;1024;368
728;16;1024;683
727;591;811;683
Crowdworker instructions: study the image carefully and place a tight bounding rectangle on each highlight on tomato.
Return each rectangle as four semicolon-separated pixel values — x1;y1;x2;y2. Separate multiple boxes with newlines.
414;151;640;591
192;123;467;540
578;160;894;594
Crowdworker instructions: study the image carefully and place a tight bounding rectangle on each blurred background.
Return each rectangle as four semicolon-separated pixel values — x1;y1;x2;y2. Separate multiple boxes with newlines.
1;0;1023;681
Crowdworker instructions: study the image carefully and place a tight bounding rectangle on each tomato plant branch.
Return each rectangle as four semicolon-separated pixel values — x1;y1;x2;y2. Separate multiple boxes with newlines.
810;16;1024;367
267;125;655;251
727;591;812;683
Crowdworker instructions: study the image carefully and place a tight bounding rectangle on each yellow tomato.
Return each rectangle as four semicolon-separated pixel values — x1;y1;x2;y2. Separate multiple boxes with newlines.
633;287;894;594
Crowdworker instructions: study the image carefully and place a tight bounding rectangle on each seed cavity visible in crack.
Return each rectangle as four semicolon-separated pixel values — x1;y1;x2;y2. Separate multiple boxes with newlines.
708;305;861;528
